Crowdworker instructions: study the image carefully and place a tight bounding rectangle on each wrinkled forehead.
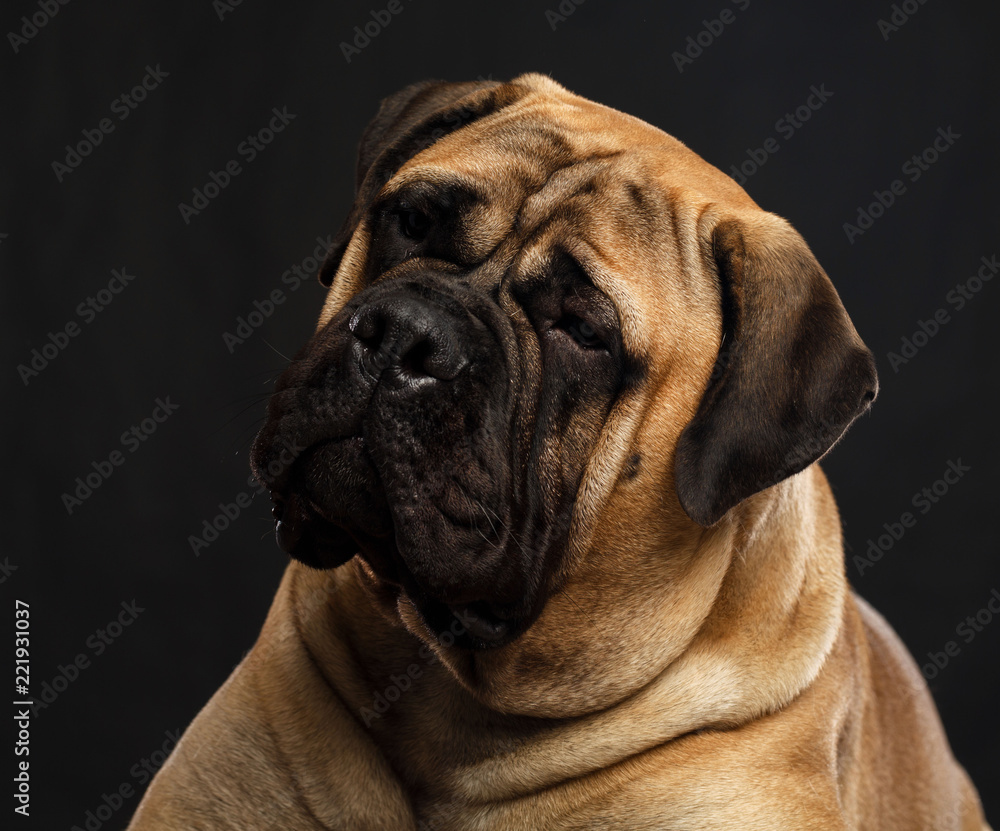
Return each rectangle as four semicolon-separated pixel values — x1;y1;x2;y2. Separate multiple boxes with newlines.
390;86;752;214
382;91;747;351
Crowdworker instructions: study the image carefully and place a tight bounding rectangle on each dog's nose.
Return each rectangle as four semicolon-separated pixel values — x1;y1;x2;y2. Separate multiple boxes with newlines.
349;295;469;385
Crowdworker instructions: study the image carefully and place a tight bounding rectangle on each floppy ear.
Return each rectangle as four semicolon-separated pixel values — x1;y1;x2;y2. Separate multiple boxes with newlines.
318;78;524;287
674;215;878;526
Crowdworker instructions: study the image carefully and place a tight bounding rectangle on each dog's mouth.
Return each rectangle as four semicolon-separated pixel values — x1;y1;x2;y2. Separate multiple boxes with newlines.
269;490;357;570
261;435;389;570
261;433;528;649
268;486;523;649
415;595;524;649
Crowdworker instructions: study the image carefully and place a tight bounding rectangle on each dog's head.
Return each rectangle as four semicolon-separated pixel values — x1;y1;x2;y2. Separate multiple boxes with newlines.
251;74;876;709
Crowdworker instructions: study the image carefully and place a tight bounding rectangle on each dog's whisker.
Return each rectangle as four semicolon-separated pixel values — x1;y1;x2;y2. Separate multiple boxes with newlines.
261;339;293;363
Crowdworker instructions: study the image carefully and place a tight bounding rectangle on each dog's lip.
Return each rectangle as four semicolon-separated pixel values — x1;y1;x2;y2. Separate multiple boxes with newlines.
255;433;364;498
415;595;521;650
450;602;514;643
270;490;357;568
274;492;315;555
269;491;525;648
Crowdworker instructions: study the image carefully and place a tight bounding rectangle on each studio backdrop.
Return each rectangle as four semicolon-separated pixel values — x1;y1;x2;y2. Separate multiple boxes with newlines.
6;1;998;828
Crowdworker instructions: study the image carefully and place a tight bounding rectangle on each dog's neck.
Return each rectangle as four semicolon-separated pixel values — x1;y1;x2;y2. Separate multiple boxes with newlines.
264;464;847;815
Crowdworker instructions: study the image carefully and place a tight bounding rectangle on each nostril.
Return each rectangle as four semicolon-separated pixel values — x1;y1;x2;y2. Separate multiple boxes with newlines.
399;338;434;378
350;295;470;384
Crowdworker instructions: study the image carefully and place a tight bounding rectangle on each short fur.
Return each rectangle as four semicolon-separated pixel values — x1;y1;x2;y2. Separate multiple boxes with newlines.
128;74;989;831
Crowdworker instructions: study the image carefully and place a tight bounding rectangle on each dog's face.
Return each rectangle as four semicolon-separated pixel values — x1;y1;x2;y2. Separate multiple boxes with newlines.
251;74;876;710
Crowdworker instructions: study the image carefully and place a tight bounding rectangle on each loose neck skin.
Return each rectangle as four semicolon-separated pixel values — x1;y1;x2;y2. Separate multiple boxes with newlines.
273;463;847;807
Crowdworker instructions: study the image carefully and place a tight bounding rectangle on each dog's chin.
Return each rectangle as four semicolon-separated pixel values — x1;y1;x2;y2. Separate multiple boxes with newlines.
380;519;533;651
412;595;526;650
280;506;528;651
262;437;384;569
351;529;531;651
261;433;533;649
269;492;356;570
271;506;527;649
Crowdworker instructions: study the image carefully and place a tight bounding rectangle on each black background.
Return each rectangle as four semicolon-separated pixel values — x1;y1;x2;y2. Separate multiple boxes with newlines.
6;1;999;828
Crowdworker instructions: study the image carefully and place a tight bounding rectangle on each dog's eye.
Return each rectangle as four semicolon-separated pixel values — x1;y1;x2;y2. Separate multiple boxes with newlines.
554;314;605;350
398;207;431;241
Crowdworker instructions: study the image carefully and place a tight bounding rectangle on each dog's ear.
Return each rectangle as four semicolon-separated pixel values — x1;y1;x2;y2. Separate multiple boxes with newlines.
674;215;878;526
318;79;524;287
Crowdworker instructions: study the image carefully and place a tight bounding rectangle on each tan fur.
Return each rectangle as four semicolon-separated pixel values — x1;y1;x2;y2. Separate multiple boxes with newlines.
128;74;989;830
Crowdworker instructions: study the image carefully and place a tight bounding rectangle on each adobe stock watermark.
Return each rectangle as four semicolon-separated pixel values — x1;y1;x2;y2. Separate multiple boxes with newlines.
0;558;17;584
51;64;169;183
913;587;1000;688
885;253;997;372
727;83;833;185
17;267;137;386
876;0;931;41
213;0;246;22
188;439;305;556
69;727;181;831
852;458;970;577
187;488;259;556
6;0;72;55
222;234;333;353
340;0;416;64
61;397;180;515
177;106;296;224
671;0;751;73
29;600;145;716
842;125;960;244
360;616;468;727
545;0;586;31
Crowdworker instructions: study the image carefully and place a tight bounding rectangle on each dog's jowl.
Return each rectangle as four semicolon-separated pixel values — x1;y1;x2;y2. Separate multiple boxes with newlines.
128;74;990;831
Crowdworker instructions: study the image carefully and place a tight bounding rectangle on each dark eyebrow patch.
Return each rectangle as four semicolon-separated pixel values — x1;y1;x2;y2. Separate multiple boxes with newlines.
375;175;482;215
366;176;492;277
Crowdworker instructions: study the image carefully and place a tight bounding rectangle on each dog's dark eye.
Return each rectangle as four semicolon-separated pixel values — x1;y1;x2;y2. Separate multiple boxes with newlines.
398;207;431;241
555;314;605;350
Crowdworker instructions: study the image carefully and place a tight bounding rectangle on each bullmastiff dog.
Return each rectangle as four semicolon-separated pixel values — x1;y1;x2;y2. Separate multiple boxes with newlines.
128;74;989;830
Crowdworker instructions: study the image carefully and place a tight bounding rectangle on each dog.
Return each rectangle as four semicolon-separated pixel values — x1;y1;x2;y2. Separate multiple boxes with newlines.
127;73;989;830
